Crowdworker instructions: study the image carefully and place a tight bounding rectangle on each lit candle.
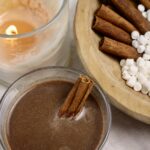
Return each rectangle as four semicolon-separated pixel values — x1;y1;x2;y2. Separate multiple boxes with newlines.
0;21;36;61
5;25;18;56
0;0;69;84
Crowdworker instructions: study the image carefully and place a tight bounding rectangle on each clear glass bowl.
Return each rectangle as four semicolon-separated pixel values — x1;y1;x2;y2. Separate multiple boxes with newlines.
0;67;111;150
0;0;69;84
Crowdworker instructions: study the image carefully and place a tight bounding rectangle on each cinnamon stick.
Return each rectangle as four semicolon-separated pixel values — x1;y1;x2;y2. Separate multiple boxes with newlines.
140;0;150;9
93;17;132;44
99;37;140;59
75;81;94;115
58;78;81;117
111;0;150;34
59;75;94;118
96;4;137;33
67;76;91;116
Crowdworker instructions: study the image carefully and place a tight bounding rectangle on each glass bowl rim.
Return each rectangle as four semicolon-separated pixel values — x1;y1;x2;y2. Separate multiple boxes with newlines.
0;0;66;39
0;66;112;150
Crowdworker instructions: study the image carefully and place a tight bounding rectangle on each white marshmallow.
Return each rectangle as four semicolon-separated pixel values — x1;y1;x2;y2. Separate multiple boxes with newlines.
125;59;135;66
133;82;142;91
137;45;145;53
138;66;148;76
129;65;138;76
137;57;145;67
144;81;150;91
147;9;150;14
126;76;136;88
145;45;150;54
132;40;139;48
145;61;150;68
144;31;150;40
137;73;147;84
138;4;145;12
120;59;126;67
131;31;140;40
145;61;150;69
122;66;129;72
138;35;147;45
141;81;149;94
142;12;147;18
122;71;131;80
143;54;150;60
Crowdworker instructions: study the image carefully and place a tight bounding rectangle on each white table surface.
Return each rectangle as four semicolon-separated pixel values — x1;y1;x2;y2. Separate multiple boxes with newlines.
0;1;149;150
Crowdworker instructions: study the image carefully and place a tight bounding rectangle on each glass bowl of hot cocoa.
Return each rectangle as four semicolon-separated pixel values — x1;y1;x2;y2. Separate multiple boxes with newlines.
0;67;111;150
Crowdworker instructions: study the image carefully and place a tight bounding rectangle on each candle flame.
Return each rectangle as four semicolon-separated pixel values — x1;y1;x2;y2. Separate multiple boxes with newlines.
5;25;18;35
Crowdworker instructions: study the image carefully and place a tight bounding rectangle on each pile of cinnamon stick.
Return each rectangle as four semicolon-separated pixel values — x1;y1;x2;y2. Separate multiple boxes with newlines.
93;0;150;59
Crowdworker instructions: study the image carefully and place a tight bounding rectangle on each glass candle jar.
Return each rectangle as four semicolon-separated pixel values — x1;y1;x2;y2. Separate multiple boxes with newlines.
0;67;111;150
0;0;69;84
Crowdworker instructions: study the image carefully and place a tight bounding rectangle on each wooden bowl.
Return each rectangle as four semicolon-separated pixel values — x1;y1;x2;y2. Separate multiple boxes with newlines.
75;0;150;124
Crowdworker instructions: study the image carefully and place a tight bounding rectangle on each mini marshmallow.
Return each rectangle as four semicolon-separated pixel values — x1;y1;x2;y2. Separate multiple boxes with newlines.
126;76;136;88
137;45;145;53
131;31;140;40
132;40;139;48
120;59;126;67
138;4;145;12
145;45;150;54
125;59;135;66
129;65;138;76
133;82;142;91
143;54;150;60
147;9;150;14
144;81;150;91
137;73;147;84
138;35;147;45
144;31;150;40
122;66;129;72
138;65;148;75
137;57;145;67
145;61;150;68
122;71;131;80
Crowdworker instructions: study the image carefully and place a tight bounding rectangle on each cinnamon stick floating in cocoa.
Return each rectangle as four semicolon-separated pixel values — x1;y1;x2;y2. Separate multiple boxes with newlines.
96;4;137;33
111;0;150;34
59;75;94;118
93;17;132;44
140;0;150;9
75;81;94;115
67;76;92;117
99;37;140;59
58;78;81;117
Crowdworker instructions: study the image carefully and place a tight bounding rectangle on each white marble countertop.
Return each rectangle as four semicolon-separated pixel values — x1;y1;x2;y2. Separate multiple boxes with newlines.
0;0;149;149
